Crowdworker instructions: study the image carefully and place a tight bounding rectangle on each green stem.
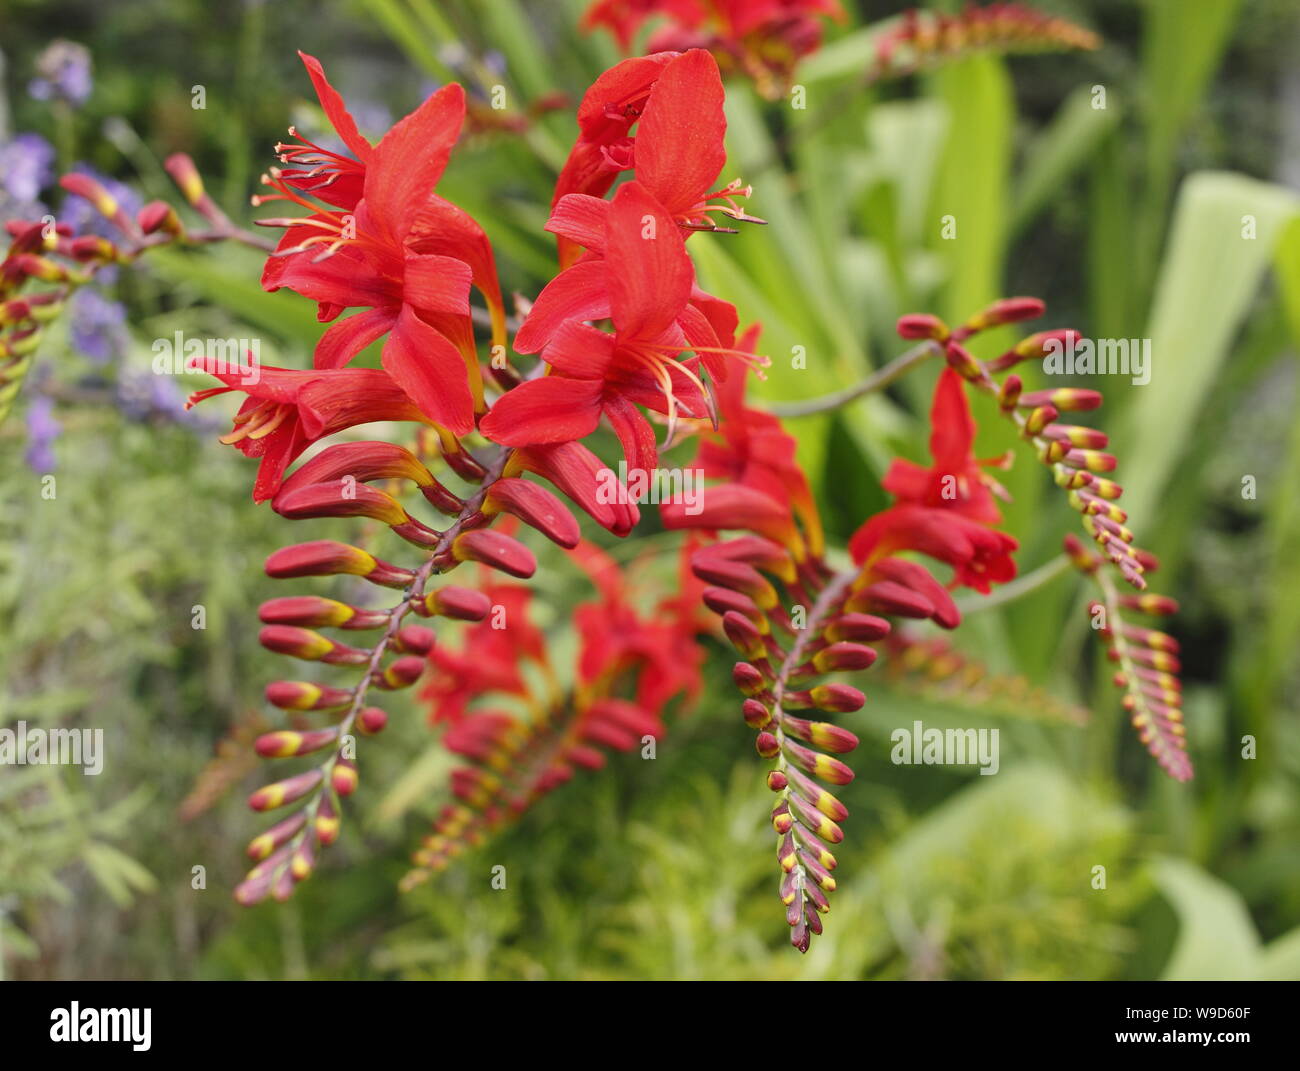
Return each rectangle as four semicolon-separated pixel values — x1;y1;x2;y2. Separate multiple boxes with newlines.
766;340;942;418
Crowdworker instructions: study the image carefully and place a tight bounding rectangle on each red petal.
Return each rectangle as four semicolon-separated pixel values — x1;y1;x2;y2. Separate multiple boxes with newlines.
880;458;931;503
929;367;977;471
603;393;658;472
515;441;640;536
251;426;307;504
675;300;726;381
574;53;678;144
313;307;395;369
381;304;474;434
402;252;472;317
605;181;693;341
541;320;617;379
296;368;428;438
636;50;726;217
270;247;397;310
513;259;610;354
407;194;505;321
546;193;611;254
297;52;373;162
365;83;465;239
479;376;605;445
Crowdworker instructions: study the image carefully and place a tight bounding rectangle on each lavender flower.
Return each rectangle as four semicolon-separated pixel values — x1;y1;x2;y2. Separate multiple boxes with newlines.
117;369;215;429
0;133;56;205
69;288;129;364
28;40;93;107
23;395;61;473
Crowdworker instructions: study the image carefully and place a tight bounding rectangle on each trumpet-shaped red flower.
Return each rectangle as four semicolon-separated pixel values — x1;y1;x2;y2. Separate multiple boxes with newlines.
256;55;506;434
482;182;731;471
185;358;428;503
582;0;844;98
692;328;822;552
422;580;547;725
552;53;676;210
571;542;704;714
849;503;1018;595
550;50;753;241
883;367;1006;525
848;365;1019;594
551;49;757;269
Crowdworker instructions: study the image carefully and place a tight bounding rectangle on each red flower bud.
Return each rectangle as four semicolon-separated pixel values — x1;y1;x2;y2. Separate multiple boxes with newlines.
422;585;493;620
483;477;581;548
249;769;323;811
896;313;949;341
450;529;537;578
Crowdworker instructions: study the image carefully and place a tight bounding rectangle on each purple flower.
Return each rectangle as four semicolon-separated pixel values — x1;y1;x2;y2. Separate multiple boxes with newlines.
28;40;93;107
0;133;56;205
117;370;214;429
69;287;129;364
24;395;61;473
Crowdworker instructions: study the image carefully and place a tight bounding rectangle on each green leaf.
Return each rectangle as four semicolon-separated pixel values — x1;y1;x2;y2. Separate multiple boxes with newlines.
928;56;1013;325
1153;857;1260;980
1141;0;1245;194
1011;85;1120;240
147;247;324;349
1119;172;1298;518
1259;924;1300;981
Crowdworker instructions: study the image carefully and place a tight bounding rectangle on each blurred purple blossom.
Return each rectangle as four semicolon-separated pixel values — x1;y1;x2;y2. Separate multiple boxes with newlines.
23;395;61;473
117;369;214;429
28;40;93;107
70;287;129;364
0;133;56;205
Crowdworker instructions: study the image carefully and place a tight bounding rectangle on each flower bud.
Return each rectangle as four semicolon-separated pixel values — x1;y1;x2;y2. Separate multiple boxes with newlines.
331;759;359;797
265;541;414;588
375;655;426;690
138;200;183;236
356;706;389;735
450;529;537;578
255;727;339;758
483;477;580;548
896;313;949;341
264;680;353;711
1018;388;1102;412
422;585;492;620
963;297;1045;333
811;642;877;673
249;769;322;811
247;812;307;861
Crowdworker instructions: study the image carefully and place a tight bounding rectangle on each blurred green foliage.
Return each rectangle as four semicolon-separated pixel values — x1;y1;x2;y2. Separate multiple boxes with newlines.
2;0;1299;979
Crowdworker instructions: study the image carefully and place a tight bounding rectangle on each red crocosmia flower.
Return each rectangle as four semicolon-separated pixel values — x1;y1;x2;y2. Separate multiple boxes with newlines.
550;50;754;238
581;0;700;51
274;52;373;210
583;0;844;100
482;182;733;472
185;358;429;503
882;366;1006;525
694;326;823;554
514;186;760;396
422;580;547;725
849;503;1018;596
570;542;703;716
551;53;678;213
256;57;506;433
